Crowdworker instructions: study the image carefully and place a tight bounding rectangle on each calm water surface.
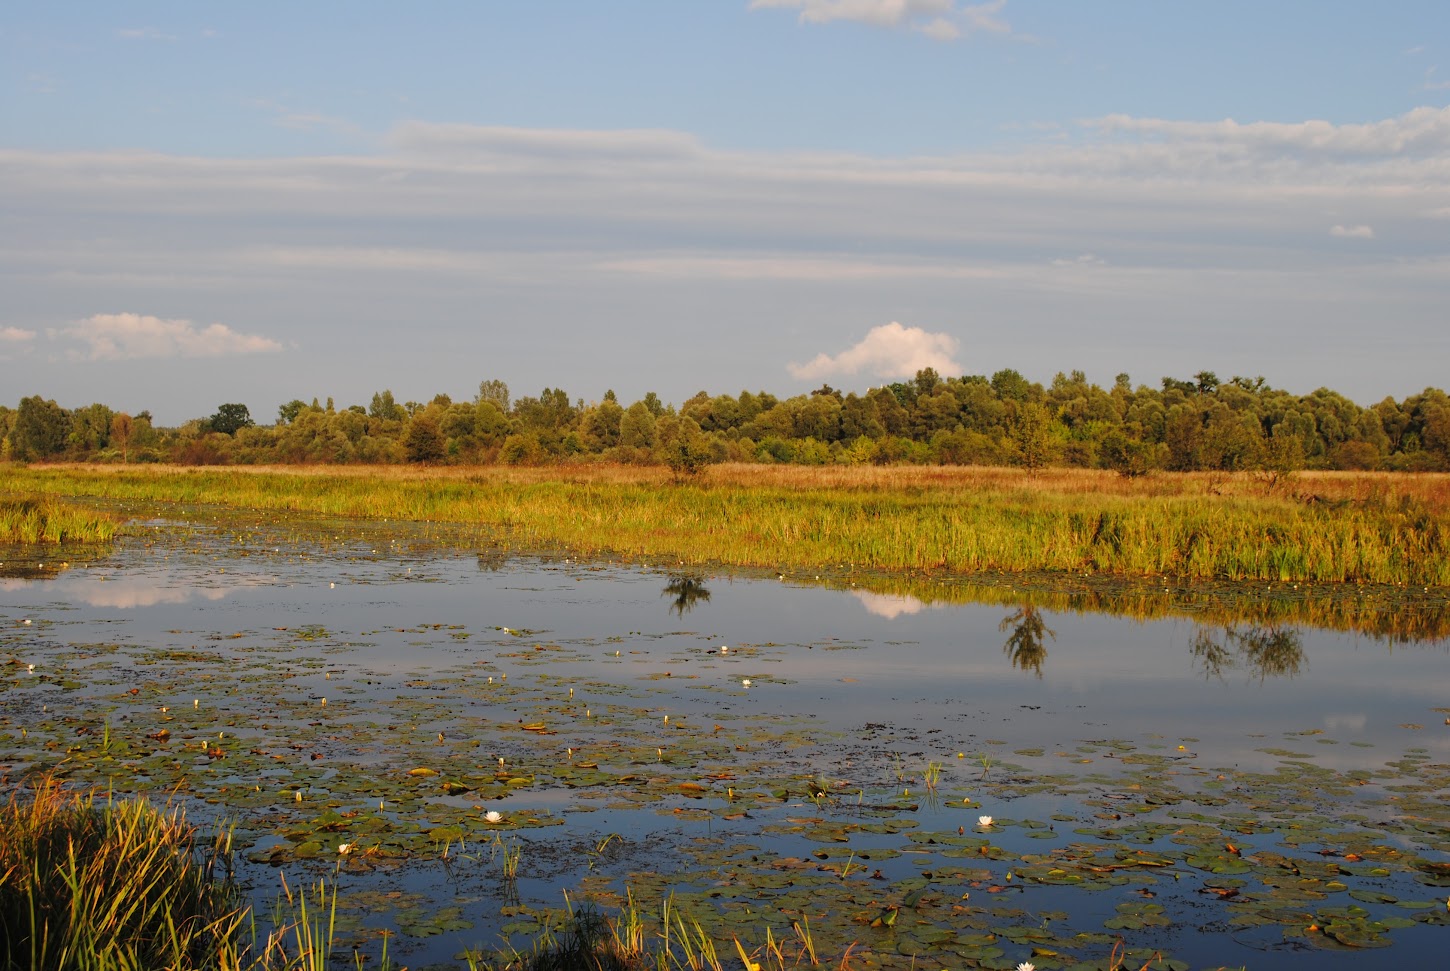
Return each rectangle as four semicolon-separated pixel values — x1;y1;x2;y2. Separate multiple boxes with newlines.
2;519;1447;969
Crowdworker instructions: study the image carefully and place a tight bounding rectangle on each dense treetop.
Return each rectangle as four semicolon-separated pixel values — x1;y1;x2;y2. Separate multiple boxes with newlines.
4;370;1448;473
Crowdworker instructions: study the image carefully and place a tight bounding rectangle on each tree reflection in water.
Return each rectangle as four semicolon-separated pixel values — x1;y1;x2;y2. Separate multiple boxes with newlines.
1000;604;1056;678
662;575;711;617
1192;625;1306;681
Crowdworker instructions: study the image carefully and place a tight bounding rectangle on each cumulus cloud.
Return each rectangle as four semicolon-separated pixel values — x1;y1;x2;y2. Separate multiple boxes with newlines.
48;313;283;361
748;0;1011;40
1329;224;1375;239
0;326;36;342
788;321;961;381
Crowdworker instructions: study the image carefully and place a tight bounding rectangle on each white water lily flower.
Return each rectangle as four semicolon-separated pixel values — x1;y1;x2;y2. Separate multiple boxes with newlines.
485;810;504;823
978;815;994;827
337;843;352;854
741;678;751;687
1017;963;1035;971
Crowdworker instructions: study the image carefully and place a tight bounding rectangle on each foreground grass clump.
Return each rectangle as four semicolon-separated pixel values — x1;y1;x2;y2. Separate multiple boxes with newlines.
482;897;819;971
0;779;246;971
9;464;1450;585
0;495;116;543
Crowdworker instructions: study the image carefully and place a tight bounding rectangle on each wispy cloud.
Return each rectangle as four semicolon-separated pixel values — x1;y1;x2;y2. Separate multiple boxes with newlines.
1423;67;1450;91
117;27;177;42
748;0;1012;41
1329;224;1375;239
4;103;1448;406
48;313;283;361
1089;107;1450;158
246;99;363;137
788;321;961;381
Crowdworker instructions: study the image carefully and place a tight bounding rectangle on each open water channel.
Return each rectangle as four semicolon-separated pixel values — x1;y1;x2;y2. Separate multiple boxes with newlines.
2;512;1448;969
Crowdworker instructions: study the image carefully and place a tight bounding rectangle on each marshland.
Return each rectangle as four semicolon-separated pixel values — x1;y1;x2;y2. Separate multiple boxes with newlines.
2;465;1448;970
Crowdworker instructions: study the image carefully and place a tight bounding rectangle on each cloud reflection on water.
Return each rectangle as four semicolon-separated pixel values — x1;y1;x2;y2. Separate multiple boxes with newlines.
852;590;943;619
2;574;275;609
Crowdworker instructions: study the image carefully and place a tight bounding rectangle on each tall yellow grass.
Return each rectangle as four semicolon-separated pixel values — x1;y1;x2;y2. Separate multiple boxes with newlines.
9;464;1449;586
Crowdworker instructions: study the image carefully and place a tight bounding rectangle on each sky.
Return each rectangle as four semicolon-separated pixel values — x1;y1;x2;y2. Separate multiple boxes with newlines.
3;1;1448;424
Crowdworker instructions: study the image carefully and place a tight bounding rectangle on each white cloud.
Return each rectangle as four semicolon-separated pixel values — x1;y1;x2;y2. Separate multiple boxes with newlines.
748;0;1011;40
48;313;283;361
1;326;37;342
1329;224;1375;239
788;321;961;381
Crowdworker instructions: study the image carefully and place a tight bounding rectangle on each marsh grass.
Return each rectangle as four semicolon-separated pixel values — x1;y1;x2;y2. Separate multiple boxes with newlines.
0;495;116;544
262;876;395;971
0;779;396;971
485;894;822;971
9;464;1450;585
0;778;246;971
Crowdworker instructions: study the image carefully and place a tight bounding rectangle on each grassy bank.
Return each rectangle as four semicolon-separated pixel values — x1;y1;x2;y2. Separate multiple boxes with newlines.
8;464;1450;586
0;495;116;544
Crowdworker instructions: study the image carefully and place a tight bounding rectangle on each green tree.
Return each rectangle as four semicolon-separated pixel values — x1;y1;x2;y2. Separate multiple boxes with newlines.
1010;401;1057;474
12;396;72;460
277;399;308;424
404;413;445;463
1099;429;1157;478
476;379;510;413
207;403;254;436
368;391;406;422
619;401;658;451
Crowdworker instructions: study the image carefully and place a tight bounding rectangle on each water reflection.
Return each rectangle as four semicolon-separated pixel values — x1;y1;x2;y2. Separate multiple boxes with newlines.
1192;625;1306;681
852;590;939;619
1;573;273;609
1000;604;1056;677
662;575;711;617
835;575;1450;645
476;550;510;572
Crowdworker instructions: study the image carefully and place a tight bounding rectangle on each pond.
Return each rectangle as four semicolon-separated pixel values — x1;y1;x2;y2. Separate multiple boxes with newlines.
2;513;1449;970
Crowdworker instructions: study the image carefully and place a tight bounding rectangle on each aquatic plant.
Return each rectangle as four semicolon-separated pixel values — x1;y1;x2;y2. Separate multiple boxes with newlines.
481;894;821;971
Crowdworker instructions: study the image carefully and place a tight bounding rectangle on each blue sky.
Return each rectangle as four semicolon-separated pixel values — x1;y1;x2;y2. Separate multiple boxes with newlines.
3;1;1448;422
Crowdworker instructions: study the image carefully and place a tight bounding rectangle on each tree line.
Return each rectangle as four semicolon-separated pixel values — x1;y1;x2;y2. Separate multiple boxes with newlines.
4;370;1449;474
